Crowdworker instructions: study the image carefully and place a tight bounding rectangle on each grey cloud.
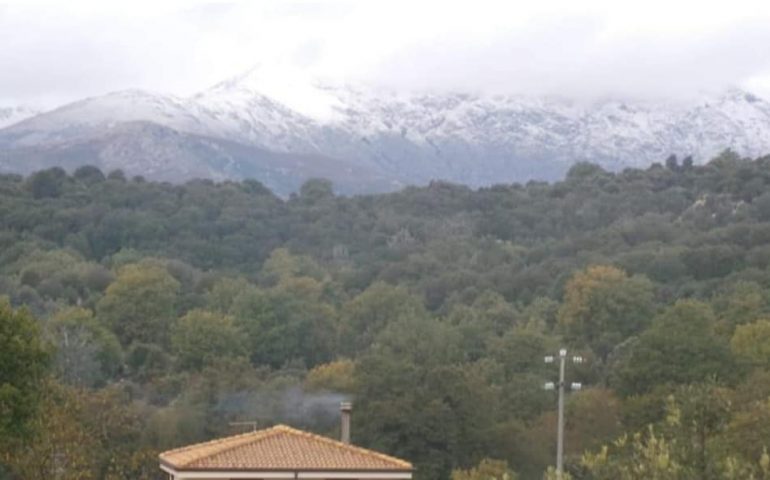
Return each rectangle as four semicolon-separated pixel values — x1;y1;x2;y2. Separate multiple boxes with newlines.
364;15;770;100
2;2;770;107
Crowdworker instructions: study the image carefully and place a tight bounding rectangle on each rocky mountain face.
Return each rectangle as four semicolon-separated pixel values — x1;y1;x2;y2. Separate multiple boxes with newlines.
2;69;770;195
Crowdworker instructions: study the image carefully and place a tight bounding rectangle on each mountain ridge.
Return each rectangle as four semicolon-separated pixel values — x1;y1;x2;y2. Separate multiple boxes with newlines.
2;72;770;194
0;105;41;129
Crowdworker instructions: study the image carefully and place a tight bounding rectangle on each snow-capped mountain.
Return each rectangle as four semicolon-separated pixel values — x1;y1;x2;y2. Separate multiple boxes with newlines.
2;68;770;194
0;106;40;129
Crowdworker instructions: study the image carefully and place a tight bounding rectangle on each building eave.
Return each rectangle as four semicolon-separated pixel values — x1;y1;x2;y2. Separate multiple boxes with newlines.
161;464;413;480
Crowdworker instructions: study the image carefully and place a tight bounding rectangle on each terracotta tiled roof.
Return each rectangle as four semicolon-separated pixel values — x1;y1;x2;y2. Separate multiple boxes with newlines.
159;424;413;471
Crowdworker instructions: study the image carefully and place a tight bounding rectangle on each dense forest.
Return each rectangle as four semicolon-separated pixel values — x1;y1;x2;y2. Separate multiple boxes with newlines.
3;151;770;479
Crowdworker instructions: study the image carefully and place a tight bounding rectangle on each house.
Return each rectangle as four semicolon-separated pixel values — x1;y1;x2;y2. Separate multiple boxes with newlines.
159;404;413;480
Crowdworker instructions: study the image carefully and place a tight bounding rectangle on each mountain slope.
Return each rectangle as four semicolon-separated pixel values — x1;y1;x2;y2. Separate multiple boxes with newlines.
0;120;396;196
2;70;770;192
0;106;41;129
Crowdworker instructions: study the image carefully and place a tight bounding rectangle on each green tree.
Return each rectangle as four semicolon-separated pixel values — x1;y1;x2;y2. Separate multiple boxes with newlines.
580;427;686;480
340;282;427;355
714;281;768;334
614;300;737;396
468;290;520;334
205;276;252;313
232;283;335;368
96;262;180;346
1;381;98;479
355;314;505;480
47;307;122;387
565;388;624;458
299;178;335;202
171;309;246;371
488;328;551;379
0;300;49;444
724;399;770;471
73;165;105;184
25;167;67;199
663;383;733;479
260;248;326;286
2;382;157;480
582;382;746;480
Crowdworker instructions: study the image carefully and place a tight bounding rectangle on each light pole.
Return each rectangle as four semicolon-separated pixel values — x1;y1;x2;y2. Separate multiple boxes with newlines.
544;348;583;478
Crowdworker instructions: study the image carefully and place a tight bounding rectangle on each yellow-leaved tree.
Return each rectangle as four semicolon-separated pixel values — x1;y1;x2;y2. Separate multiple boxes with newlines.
558;265;654;359
452;458;518;480
731;319;770;367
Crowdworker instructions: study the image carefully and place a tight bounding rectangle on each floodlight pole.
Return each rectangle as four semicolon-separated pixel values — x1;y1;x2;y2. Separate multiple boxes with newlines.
544;348;583;479
556;349;566;476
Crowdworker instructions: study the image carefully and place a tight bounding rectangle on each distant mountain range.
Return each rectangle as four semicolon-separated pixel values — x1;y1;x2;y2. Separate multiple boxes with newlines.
2;68;770;195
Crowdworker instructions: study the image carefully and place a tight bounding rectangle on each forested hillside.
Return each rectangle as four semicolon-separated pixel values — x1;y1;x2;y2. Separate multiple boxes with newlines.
3;151;770;479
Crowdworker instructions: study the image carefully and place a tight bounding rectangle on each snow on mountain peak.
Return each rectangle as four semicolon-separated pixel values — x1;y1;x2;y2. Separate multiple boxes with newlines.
199;63;346;122
2;69;770;192
0;105;41;129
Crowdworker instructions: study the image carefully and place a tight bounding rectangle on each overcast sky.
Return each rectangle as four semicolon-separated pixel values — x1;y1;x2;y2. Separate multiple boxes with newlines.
3;0;770;107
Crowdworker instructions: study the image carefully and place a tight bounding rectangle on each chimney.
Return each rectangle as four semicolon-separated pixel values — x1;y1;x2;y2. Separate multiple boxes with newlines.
340;402;352;444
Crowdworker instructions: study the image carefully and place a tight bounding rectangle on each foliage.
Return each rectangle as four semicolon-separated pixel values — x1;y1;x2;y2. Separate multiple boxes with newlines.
171;309;246;371
305;359;357;393
3;156;770;478
581;381;770;480
0;300;48;444
580;427;686;480
232;283;336;368
47;307;122;387
1;382;160;479
340;282;427;355
661;383;733;479
731;319;770;366
96;262;180;347
613;301;737;396
452;458;518;480
558;266;654;359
